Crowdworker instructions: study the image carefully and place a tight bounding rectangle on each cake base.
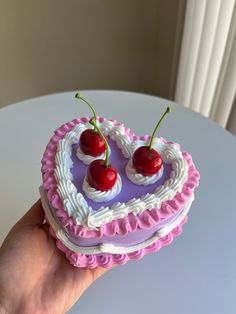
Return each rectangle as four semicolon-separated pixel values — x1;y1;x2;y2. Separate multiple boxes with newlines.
48;216;187;269
41;185;192;268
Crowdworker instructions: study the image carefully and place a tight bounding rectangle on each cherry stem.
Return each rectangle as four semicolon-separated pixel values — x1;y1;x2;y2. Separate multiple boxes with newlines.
89;118;109;167
75;93;97;130
148;106;172;149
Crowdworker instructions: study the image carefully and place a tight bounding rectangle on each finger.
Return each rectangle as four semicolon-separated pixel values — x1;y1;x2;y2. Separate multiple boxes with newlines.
15;200;45;228
91;266;109;282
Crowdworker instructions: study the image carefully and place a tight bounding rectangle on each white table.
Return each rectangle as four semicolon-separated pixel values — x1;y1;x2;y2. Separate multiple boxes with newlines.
0;91;236;314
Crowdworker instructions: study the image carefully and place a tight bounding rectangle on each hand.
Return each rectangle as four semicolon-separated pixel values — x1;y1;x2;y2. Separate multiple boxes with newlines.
0;200;107;314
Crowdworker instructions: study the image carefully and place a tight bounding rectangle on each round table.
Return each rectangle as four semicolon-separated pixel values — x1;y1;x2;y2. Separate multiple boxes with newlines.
0;91;235;314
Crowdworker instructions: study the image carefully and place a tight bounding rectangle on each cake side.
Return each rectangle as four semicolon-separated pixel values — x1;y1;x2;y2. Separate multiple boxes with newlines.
47;216;188;268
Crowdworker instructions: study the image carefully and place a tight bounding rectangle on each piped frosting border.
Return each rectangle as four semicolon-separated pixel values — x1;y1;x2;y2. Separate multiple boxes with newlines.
41;117;200;238
40;185;193;255
49;216;188;268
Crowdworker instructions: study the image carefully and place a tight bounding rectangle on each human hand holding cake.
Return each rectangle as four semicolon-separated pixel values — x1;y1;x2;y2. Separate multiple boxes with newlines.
0;201;106;313
40;93;200;268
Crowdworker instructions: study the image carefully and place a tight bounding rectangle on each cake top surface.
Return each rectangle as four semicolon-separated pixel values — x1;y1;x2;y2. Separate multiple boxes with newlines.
41;116;200;238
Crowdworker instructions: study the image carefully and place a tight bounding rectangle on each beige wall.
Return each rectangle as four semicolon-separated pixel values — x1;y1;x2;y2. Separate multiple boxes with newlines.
0;0;185;107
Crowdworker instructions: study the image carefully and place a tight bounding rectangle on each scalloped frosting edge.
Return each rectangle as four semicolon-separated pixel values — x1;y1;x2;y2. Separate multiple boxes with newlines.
41;185;193;255
48;216;188;268
41;116;200;238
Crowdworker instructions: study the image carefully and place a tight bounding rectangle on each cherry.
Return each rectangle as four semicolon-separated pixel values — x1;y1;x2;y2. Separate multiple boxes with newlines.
132;107;171;176
133;146;162;175
80;129;105;156
86;118;118;191
75;92;106;156
87;159;117;191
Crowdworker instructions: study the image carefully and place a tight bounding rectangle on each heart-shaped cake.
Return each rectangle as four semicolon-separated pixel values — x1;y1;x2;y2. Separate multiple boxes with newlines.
40;113;200;269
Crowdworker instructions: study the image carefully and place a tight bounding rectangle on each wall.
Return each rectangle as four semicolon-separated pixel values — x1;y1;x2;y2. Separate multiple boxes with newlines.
0;0;185;107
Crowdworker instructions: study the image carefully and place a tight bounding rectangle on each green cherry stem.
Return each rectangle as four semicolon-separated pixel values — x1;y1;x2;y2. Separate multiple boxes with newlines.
89;118;109;167
148;106;172;149
75;93;97;129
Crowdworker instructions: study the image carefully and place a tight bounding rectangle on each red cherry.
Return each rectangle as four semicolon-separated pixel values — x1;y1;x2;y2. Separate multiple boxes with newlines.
87;159;117;191
80;129;106;156
132;146;162;176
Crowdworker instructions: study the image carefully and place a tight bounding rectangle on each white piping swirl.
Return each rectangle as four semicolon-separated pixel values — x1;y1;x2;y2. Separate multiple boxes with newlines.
76;146;111;165
54;118;189;229
125;159;164;185
83;174;122;202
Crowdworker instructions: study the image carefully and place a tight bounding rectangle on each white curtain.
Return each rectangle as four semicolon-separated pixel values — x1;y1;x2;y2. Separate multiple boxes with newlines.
175;0;236;135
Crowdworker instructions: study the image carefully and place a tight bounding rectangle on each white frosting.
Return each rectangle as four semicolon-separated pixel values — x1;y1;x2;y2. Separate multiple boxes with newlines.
125;159;164;185
83;174;122;202
76;146;111;165
40;186;194;255
54;118;188;229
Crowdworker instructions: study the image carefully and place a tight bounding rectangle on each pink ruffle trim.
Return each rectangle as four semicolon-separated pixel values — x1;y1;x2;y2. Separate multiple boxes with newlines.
49;216;188;268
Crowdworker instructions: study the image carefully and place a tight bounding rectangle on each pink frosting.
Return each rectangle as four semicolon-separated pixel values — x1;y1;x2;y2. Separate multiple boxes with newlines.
49;216;188;268
41;117;200;241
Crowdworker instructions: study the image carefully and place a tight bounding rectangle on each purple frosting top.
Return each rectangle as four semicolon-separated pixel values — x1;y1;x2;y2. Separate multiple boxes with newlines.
71;139;173;210
41;116;200;240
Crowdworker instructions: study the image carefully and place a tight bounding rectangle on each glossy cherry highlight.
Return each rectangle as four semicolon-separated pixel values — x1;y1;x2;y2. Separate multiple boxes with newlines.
133;146;162;175
132;106;171;176
80;129;106;156
87;159;117;191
